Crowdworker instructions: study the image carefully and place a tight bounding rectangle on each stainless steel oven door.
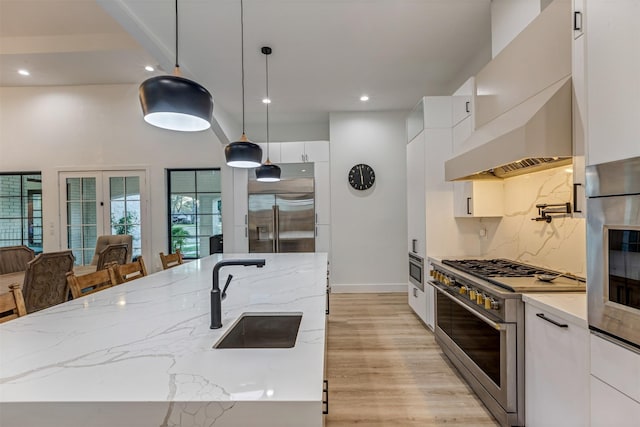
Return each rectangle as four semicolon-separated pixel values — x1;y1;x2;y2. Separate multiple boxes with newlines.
434;284;517;412
409;253;424;291
587;194;640;348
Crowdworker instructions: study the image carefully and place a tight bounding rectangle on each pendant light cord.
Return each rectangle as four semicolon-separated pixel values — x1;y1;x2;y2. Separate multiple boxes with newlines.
265;49;270;158
175;0;179;69
240;0;246;134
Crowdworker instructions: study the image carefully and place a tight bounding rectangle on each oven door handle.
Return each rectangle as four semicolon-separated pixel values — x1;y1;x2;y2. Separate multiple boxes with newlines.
434;284;506;331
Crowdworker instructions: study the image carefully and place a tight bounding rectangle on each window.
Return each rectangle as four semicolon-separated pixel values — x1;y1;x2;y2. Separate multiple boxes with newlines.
0;172;43;252
167;169;222;259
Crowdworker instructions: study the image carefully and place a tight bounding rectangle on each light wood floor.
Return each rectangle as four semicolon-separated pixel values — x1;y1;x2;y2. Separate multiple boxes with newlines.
325;293;499;426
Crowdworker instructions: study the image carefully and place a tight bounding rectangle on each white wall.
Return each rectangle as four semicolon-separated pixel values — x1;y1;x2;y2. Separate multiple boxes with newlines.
0;84;231;272
491;0;541;57
329;111;407;291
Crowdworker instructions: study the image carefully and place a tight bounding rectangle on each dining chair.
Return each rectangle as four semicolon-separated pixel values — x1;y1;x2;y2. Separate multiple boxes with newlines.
96;243;129;270
22;250;75;313
159;250;183;270
91;235;133;265
0;245;36;275
0;284;27;323
113;256;148;284
67;267;117;299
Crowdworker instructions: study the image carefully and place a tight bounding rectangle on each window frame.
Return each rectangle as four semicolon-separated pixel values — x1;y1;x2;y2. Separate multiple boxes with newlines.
166;168;222;259
0;171;43;252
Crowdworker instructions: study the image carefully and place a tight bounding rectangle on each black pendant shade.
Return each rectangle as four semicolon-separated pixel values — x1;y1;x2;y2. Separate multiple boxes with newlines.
139;75;213;132
256;162;281;182
225;133;263;168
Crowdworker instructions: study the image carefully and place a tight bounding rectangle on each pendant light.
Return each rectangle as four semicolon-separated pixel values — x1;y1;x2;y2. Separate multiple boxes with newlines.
255;46;282;182
139;0;213;132
225;0;263;168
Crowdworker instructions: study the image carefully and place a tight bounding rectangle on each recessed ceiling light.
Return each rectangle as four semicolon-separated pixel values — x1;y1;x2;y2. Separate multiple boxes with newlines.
262;98;271;104
360;95;369;102
144;65;155;72
18;69;30;76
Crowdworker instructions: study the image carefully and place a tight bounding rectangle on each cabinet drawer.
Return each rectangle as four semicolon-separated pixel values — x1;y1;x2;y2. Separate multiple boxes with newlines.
591;375;640;426
591;333;640;402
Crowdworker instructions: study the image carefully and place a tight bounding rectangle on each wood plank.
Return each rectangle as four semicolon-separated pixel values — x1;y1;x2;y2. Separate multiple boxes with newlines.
326;293;499;426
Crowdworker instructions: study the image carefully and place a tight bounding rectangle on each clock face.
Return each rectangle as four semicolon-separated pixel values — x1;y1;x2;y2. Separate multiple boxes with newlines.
348;163;375;190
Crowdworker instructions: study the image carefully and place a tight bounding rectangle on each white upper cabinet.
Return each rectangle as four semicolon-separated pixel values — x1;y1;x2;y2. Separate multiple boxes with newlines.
406;132;426;258
453;180;504;218
452;77;474;127
586;0;640;165
280;141;330;163
256;143;281;164
407;99;425;143
573;0;584;39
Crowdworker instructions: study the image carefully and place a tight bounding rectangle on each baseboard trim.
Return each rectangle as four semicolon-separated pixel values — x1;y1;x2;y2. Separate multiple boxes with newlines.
330;283;408;293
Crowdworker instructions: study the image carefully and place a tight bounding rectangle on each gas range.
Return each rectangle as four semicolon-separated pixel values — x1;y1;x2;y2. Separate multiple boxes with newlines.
428;257;585;426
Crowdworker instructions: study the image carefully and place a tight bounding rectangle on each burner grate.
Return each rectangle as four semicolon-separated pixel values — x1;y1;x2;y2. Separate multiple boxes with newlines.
442;259;558;279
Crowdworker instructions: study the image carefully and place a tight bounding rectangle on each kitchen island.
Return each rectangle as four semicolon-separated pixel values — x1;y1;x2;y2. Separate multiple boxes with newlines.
0;253;328;427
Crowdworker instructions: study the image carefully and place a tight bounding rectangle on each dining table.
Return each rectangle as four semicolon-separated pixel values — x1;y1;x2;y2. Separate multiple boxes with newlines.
0;265;97;295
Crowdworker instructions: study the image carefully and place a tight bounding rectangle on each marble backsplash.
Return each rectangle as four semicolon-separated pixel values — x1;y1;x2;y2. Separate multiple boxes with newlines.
478;166;586;277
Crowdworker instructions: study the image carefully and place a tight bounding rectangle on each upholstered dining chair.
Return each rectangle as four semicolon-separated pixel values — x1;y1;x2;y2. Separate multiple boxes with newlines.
0;284;27;323
22;250;75;313
0;245;36;275
113;257;148;284
67;268;117;299
91;235;133;265
96;243;128;270
159;250;183;270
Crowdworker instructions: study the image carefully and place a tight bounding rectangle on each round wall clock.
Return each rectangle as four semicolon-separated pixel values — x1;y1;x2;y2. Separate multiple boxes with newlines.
348;163;375;190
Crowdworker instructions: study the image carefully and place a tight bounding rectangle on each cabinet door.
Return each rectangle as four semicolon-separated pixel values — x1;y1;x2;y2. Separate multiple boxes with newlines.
231;225;248;253
305;141;330;162
587;0;640;165
453;181;503;218
591;376;640;427
315;224;330;253
257;142;281;164
525;304;589;427
408;283;427;324
232;168;248;227
452;115;473;155
453;182;473;217
406;133;426;257
314;161;330;224
572;20;586;217
280;142;306;163
573;0;585;39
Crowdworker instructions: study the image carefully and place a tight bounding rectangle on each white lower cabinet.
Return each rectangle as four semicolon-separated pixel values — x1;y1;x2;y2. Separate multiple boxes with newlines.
408;283;427;325
590;333;640;426
524;301;589;427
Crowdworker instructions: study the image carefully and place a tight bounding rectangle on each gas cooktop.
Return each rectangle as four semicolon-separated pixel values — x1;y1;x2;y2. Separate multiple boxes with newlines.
440;258;585;293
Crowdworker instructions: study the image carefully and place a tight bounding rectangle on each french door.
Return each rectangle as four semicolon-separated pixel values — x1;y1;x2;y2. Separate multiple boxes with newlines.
59;170;148;265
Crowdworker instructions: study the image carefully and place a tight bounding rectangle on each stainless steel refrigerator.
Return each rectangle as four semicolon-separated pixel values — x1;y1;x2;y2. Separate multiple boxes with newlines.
248;176;315;253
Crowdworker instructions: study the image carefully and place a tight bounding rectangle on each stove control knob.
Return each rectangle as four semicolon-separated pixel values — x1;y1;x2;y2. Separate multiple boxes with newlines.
476;293;484;305
490;299;500;310
469;289;476;300
484;297;492;310
459;286;467;295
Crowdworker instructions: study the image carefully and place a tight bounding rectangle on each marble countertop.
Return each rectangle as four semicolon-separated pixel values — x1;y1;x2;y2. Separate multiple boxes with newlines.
521;293;587;328
0;253;328;427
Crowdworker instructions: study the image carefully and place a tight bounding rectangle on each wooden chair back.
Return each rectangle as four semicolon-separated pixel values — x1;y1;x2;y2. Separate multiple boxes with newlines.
67;268;117;299
22;250;75;313
91;234;133;265
96;243;128;270
0;245;36;275
0;284;27;323
113;257;148;284
159;250;183;270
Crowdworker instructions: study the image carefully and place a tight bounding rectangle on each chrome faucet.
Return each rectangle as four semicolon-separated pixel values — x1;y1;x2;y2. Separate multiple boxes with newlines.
211;258;266;329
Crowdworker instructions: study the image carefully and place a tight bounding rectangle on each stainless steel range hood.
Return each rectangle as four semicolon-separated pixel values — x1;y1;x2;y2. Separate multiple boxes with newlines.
445;77;572;181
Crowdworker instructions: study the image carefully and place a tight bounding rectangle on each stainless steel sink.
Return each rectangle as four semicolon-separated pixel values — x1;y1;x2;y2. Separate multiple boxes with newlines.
214;312;303;349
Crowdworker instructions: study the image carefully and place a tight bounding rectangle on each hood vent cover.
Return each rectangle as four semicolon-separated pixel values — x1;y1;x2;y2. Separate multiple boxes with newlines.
445;77;572;181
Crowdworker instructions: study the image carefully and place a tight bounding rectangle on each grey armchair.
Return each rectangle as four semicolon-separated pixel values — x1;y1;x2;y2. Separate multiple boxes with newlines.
91;235;132;265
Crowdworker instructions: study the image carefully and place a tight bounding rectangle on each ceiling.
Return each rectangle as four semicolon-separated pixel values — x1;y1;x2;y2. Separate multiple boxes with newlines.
0;0;492;142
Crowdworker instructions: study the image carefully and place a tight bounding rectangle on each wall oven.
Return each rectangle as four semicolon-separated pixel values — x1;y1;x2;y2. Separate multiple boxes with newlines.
409;253;424;291
587;156;640;349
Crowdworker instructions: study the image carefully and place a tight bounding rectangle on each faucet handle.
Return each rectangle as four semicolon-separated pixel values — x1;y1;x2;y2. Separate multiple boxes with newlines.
221;274;234;300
